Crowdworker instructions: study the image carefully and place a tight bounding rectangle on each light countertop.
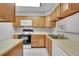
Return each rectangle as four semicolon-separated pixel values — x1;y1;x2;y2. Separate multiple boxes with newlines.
54;39;79;56
13;32;52;35
0;39;23;56
46;35;79;56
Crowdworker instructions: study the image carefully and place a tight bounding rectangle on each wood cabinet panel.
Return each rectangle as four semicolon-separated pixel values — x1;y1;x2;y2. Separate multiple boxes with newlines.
48;38;52;56
37;35;45;47
4;42;23;56
50;10;56;21
61;3;69;13
50;22;56;28
61;3;79;18
31;35;38;47
46;36;52;56
32;17;45;27
71;3;79;10
45;16;50;27
45;16;56;28
13;16;45;27
55;4;61;20
31;35;45;48
0;3;15;22
13;16;32;27
32;17;39;27
47;3;79;23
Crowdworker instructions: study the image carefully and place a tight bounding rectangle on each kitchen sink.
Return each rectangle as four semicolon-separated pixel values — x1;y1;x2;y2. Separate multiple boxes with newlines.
49;34;69;39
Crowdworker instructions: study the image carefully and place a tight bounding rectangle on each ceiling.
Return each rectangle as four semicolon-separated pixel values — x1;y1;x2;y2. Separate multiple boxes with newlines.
16;3;58;16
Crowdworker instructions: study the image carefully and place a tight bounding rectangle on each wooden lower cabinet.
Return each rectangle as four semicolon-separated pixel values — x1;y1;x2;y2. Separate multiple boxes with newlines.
4;42;23;56
46;35;52;56
31;35;45;48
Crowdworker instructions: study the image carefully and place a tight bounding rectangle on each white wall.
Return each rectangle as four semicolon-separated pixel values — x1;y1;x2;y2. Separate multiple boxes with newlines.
0;23;13;40
56;13;79;40
56;13;79;33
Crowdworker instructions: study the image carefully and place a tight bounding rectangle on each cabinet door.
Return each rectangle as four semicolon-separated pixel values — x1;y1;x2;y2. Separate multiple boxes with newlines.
31;35;38;48
0;3;15;22
46;36;49;48
38;35;45;47
55;4;61;20
50;22;56;28
61;3;70;13
46;36;52;56
45;16;50;27
51;11;56;21
31;35;45;48
13;16;32;27
62;3;79;11
71;3;79;10
13;16;21;27
32;17;39;27
32;17;45;27
38;17;45;27
45;16;56;28
61;3;79;18
48;38;52;56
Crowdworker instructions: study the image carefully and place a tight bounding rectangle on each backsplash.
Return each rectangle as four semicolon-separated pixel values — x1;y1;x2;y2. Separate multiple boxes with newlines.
59;31;79;40
55;13;79;40
13;27;54;33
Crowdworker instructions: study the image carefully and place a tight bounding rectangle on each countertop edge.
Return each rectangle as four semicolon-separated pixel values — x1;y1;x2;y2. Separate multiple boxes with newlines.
0;39;23;56
46;35;73;56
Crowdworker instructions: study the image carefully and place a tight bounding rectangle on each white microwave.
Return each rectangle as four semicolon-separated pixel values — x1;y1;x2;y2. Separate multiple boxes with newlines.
21;20;32;26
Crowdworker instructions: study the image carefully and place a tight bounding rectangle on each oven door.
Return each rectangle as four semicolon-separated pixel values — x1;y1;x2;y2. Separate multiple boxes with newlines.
18;35;31;45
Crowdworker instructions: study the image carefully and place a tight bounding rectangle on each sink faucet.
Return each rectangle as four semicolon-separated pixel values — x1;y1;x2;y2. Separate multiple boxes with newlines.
57;32;66;39
57;32;61;39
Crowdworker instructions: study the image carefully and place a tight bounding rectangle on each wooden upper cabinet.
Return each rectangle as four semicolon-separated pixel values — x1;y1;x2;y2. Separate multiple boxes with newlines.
50;10;56;21
32;17;40;27
55;4;61;20
13;16;32;27
61;3;79;18
13;16;45;27
0;3;15;22
50;22;56;28
49;3;79;21
61;3;69;13
45;16;51;27
49;4;61;22
45;16;56;28
32;16;45;27
13;16;21;27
